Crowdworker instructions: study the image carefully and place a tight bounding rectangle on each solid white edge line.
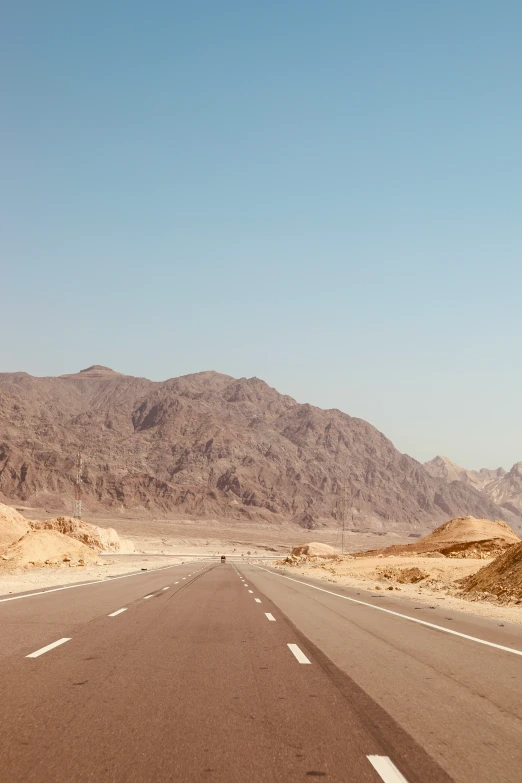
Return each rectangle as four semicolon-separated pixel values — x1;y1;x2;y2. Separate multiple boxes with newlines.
108;608;128;617
254;567;522;658
367;755;409;782
287;643;311;664
254;598;262;603
265;613;276;621
0;562;195;604
26;638;71;658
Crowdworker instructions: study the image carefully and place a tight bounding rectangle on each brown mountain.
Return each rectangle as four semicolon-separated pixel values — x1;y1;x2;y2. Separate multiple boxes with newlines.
481;462;522;516
0;367;520;532
424;456;505;490
425;455;522;518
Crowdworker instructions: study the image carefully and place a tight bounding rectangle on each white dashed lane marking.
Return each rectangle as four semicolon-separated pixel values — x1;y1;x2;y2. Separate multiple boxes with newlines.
367;756;409;782
26;638;71;658
143;594;153;600
248;590;253;593
265;613;276;622
108;608;127;617
254;598;262;603
162;587;169;591
287;644;311;664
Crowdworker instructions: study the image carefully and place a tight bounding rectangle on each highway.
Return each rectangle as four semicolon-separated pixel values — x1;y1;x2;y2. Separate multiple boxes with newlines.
1;562;521;782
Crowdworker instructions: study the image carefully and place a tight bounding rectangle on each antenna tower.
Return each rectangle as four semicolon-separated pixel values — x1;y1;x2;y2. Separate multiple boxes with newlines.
73;450;83;519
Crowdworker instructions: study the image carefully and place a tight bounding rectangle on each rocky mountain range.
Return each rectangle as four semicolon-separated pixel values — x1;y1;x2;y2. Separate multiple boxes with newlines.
0;366;520;533
423;456;506;490
424;456;522;518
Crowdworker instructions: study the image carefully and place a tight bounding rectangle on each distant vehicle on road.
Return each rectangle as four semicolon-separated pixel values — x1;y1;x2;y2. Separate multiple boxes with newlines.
221;555;226;563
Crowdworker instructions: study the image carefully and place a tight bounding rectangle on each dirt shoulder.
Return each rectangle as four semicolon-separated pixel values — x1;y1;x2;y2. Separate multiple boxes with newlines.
0;555;188;598
272;554;522;626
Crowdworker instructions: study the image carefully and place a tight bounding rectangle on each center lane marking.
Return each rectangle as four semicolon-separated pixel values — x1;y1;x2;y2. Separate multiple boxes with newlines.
367;756;409;782
287;644;311;664
26;638;71;658
108;608;127;617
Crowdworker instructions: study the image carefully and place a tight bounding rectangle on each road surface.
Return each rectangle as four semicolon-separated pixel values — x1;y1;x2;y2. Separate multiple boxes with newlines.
1;561;521;782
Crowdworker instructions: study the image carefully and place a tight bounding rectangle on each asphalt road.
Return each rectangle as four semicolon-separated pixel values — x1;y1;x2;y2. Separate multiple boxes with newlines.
0;562;520;782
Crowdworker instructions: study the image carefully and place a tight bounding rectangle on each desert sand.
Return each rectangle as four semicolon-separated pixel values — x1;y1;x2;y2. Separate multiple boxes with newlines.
0;504;412;596
2;506;521;626
272;517;522;625
272;554;522;624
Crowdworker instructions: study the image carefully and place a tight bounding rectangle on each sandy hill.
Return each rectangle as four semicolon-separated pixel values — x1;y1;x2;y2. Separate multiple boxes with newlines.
0;503;132;569
0;505;30;550
356;516;520;558
30;516;134;553
0;530;102;569
460;541;522;602
419;516;519;548
0;367;520;532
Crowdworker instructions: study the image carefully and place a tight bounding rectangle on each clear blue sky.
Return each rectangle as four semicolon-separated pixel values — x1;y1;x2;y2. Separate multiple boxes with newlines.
2;1;521;469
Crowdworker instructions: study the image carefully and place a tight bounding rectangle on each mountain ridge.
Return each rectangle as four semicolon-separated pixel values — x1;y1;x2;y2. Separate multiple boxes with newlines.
1;368;520;532
424;455;506;489
425;455;522;518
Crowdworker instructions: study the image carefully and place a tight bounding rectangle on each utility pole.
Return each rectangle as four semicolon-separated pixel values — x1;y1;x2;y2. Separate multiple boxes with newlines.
337;484;350;555
73;450;83;519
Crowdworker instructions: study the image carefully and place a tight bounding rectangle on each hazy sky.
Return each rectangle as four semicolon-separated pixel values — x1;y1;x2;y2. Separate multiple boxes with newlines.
2;2;521;470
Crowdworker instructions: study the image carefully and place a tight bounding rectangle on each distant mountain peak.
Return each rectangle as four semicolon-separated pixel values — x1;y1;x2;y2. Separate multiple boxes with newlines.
79;365;119;375
424;455;509;496
58;365;124;381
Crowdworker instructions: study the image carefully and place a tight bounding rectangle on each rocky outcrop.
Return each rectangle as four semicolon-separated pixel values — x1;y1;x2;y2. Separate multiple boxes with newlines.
29;517;134;553
291;542;337;558
0;505;30;550
459;542;522;602
0;530;102;568
0;504;133;572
